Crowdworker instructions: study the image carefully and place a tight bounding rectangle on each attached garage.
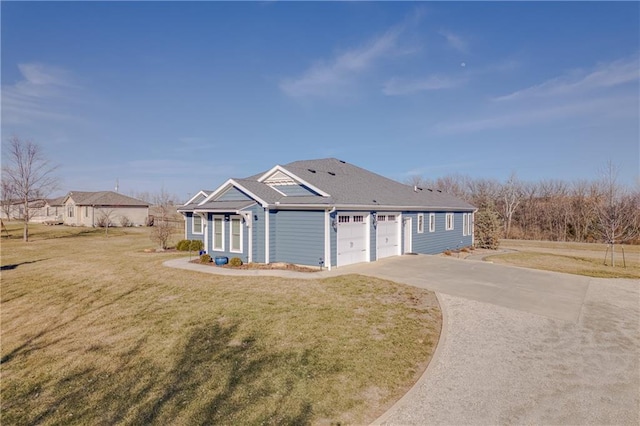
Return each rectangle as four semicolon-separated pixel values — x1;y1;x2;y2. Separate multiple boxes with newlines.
376;213;400;259
337;213;368;267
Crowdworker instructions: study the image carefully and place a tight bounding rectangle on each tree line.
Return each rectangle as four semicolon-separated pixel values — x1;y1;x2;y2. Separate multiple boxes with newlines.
407;162;639;246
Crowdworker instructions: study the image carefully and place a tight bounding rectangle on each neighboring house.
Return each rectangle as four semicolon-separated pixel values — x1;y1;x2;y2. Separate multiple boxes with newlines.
179;158;476;269
0;196;65;223
63;191;149;227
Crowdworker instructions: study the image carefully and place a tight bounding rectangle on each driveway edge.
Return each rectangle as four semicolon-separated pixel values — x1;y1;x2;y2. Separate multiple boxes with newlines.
370;291;449;426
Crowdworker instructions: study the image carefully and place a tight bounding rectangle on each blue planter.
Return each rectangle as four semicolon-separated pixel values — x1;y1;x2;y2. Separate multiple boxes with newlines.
214;256;228;266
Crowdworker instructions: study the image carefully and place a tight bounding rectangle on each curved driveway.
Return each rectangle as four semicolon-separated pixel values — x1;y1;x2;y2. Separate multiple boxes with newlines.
165;255;640;424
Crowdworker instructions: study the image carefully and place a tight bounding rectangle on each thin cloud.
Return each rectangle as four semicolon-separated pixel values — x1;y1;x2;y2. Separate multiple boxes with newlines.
436;95;637;134
439;29;468;53
280;29;401;99
494;55;639;101
383;75;467;96
2;63;79;124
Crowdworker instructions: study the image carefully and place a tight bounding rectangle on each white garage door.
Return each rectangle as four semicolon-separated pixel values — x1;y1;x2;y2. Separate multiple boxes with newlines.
377;214;399;259
337;214;368;267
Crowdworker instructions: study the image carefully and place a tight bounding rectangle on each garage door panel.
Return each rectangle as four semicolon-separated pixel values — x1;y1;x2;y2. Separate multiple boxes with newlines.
377;214;399;259
337;214;368;267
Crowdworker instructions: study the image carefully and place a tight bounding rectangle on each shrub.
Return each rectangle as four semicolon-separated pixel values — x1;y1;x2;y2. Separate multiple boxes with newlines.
200;253;211;263
119;216;133;227
176;240;190;251
189;240;203;252
443;250;452;256
229;257;243;267
474;205;501;250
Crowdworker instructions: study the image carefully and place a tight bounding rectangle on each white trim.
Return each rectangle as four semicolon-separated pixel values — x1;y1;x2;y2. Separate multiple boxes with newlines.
201;179;269;207
463;213;467;236
429;213;436;233
264;208;270;263
230;216;243;253
417;213;424;234
192;213;204;234
183;190;209;206
256;165;331;197
446;213;454;231
403;217;412;254
212;216;225;251
239;211;252;263
324;209;331;270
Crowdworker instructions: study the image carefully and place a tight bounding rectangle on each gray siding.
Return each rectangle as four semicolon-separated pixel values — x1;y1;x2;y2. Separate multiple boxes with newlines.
248;205;266;263
271;184;319;196
410;211;473;254
269;210;277;262
217;187;252;201
329;211;337;267
273;210;325;267
185;212;205;243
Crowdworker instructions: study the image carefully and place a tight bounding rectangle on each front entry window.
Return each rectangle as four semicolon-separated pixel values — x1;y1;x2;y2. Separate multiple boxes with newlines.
230;218;242;252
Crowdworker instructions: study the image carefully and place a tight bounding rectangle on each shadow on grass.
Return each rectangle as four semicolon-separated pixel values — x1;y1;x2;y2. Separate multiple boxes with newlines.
3;323;316;425
1;258;49;271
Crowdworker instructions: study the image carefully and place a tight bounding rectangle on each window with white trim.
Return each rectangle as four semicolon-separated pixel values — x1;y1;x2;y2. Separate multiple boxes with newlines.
192;214;203;234
417;214;424;234
85;206;89;218
338;215;350;223
353;215;364;223
429;213;435;232
446;213;454;231
230;217;242;253
463;214;468;236
213;217;224;250
68;205;74;218
468;212;473;236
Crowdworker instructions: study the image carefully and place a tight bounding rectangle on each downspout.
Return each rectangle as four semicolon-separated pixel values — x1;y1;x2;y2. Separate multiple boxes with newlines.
264;207;270;264
238;210;252;264
325;207;336;270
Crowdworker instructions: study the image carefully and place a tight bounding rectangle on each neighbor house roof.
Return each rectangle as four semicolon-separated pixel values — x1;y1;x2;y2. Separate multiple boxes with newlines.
65;191;149;207
185;158;475;211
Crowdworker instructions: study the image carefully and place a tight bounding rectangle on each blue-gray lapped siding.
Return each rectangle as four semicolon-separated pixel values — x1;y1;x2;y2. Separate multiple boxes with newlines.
271;184;319;197
205;213;249;262
272;210;325;267
217;187;252;201
329;211;337;267
185;212;205;243
249;205;266;263
406;211;473;254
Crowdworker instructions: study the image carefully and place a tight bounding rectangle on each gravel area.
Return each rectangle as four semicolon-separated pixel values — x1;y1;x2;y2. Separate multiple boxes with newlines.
377;278;639;425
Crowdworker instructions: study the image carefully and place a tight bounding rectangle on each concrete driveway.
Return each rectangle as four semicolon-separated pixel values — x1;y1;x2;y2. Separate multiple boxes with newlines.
166;255;640;424
340;255;639;425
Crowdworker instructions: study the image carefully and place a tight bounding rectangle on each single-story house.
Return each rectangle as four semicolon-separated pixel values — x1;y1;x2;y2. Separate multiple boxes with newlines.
63;191;149;227
179;158;476;269
0;196;65;223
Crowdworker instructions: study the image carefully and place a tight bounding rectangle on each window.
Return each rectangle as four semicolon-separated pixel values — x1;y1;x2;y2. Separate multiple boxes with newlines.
429;213;435;232
230;217;242;252
192;214;203;234
85;206;89;218
388;215;396;221
417;214;424;234
378;215;386;222
353;215;364;223
446;213;454;231
68;205;74;218
213;217;224;250
468;213;473;236
338;215;350;223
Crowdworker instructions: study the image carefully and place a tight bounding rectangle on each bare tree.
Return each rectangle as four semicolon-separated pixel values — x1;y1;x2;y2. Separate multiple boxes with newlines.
96;207;117;235
500;172;524;239
1;137;58;241
595;162;640;266
150;187;179;249
1;180;16;219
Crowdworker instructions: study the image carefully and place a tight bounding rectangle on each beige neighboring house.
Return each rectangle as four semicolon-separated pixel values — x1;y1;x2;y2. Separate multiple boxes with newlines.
0;196;65;223
63;191;149;227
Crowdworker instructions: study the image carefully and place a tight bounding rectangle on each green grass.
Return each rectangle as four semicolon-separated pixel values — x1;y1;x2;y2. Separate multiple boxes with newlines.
1;223;441;425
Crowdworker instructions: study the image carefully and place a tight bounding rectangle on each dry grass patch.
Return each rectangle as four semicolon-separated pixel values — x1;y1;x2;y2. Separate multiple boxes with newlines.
1;223;441;425
495;239;640;278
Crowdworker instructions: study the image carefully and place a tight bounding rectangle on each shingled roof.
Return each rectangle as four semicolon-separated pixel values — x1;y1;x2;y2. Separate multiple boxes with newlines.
65;191;149;207
187;158;475;211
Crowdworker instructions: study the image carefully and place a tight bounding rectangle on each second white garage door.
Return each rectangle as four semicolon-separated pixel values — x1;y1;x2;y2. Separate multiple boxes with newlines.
377;214;400;259
337;213;368;267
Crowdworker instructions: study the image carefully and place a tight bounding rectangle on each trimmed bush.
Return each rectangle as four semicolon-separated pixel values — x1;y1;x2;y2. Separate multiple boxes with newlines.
119;216;133;227
189;240;203;252
229;257;243;267
200;253;211;263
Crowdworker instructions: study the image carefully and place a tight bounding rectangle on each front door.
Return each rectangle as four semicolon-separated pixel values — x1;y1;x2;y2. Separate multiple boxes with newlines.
403;217;412;253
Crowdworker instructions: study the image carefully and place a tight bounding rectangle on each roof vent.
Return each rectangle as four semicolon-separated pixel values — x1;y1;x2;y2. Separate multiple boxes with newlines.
308;168;316;173
437;189;442;193
328;171;336;176
427;188;433;192
372;199;377;203
339;160;346;163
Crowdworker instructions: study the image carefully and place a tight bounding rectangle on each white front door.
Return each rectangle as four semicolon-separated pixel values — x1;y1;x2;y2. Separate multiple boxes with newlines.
377;213;400;259
403;217;412;253
337;213;368;267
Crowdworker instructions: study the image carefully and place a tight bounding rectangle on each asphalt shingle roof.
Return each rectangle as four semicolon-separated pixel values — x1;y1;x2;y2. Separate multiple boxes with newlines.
66;191;149;207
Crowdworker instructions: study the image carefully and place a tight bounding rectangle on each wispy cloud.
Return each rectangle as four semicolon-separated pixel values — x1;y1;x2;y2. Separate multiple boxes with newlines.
439;30;468;53
280;29;402;99
436;95;637;134
383;75;467;96
494;55;639;101
2;63;80;125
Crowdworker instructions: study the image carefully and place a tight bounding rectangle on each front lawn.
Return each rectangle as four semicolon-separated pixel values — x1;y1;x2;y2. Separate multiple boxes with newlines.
0;223;441;425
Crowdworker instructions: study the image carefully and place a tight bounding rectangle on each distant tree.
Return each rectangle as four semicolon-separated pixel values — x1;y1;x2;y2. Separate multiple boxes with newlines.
474;201;501;250
595;162;640;266
1;137;58;241
150;187;178;250
1;180;16;219
500;172;524;239
96;207;117;235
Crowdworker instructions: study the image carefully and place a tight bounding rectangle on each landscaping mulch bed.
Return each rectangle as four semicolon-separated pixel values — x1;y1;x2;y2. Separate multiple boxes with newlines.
189;259;321;273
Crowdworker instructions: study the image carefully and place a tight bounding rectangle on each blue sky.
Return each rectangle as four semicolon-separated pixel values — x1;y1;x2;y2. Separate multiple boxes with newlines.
2;1;638;200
